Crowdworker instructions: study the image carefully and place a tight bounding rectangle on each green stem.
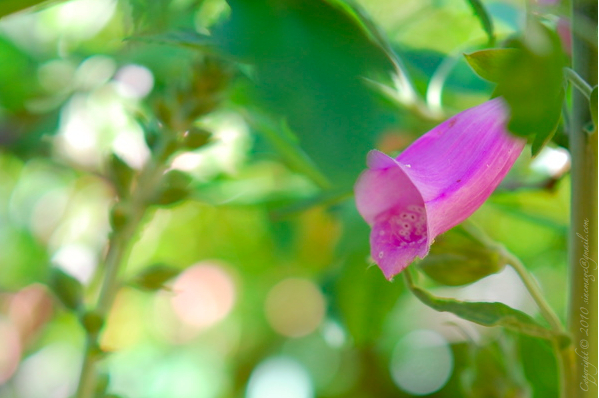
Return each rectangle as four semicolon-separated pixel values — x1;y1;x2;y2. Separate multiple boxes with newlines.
74;148;169;398
503;250;564;333
502;249;577;397
564;67;594;99
568;1;598;398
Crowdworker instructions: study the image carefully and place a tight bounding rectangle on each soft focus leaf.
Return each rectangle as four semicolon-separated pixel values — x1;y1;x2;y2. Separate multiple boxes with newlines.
181;126;211;150
530;113;561;157
107;154;135;198
464;48;520;83
94;373;110;398
130;263;180;291
404;271;555;340
128;30;216;52
49;268;83;311
494;20;565;153
418;224;508;286
465;0;495;45
0;0;49;19
212;0;397;188
154;170;192;206
0;37;40;112
80;310;105;335
461;339;532;398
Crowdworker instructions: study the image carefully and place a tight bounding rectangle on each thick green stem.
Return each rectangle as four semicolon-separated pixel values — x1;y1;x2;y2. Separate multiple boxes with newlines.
568;1;598;398
503;250;576;397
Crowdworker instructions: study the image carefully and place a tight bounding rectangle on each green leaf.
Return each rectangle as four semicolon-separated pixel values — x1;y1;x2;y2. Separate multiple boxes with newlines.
530;111;561;157
138;116;162;151
181;126;211;150
127;30;216;52
494;20;565;154
418;225;508;286
80;310;105;335
591;86;598;129
94;373;110;398
244;109;331;190
49;268;84;311
403;271;555;340
464;48;520;83
109;202;128;231
154;170;192;206
0;0;49;19
461;339;532;398
213;0;397;188
130;264;180;291
107;154;135;198
465;0;495;46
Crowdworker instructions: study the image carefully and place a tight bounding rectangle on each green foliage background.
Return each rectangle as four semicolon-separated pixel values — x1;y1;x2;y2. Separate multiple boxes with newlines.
0;0;577;397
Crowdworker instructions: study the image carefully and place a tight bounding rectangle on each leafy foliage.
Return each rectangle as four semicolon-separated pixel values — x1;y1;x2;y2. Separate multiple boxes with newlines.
0;0;586;397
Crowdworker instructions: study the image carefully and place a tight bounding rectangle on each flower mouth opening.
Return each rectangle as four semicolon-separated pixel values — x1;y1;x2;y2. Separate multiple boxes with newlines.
371;202;429;279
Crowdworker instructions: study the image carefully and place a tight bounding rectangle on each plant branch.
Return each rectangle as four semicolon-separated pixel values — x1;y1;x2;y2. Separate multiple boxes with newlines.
502;249;564;333
75;147;169;398
564;67;594;99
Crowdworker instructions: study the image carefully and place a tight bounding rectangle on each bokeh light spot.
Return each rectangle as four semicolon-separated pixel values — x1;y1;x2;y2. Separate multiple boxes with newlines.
0;317;21;384
51;244;97;285
265;278;325;338
114;64;154;99
246;357;313;398
170;262;236;330
390;329;453;396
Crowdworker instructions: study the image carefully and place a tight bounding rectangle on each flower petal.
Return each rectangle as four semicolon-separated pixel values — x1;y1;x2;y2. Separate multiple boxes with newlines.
355;151;428;279
396;97;525;240
354;97;526;280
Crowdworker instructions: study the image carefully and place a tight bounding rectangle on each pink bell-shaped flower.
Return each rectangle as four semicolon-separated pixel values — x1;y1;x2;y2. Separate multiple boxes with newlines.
354;98;526;280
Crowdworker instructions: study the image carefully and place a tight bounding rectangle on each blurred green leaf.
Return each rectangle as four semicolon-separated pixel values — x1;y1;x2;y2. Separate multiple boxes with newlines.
80;310;105;335
494;20;565;155
461;339;532;398
0;0;49;19
418;224;508;286
0;37;40;112
213;0;397;188
244;109;330;190
107;154;135;198
128;0;171;33
127;30;216;52
181;126;211;150
94;372;110;398
49;268;84;311
404;271;555;340
130;263;180;291
109;202;129;231
464;48;519;83
465;0;495;45
531;116;561;157
154;170;192;206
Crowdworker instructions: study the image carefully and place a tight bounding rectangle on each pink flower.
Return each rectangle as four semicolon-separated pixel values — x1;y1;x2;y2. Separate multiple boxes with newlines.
354;98;525;280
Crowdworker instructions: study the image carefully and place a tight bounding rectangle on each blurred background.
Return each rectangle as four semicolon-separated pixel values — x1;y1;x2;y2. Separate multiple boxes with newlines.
0;0;575;397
